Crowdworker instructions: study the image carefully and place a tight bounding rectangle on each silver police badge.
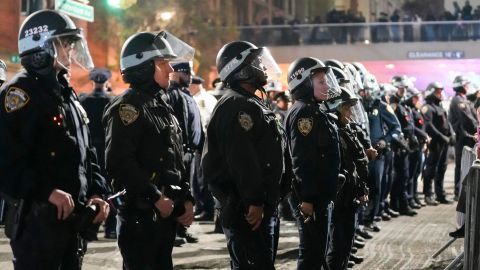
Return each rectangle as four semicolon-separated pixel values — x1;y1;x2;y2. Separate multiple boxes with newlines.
238;111;253;131
297;117;313;136
119;104;139;125
4;87;30;113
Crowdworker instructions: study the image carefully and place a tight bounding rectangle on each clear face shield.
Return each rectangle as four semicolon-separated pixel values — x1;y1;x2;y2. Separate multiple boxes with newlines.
249;47;282;82
51;30;94;71
154;30;195;62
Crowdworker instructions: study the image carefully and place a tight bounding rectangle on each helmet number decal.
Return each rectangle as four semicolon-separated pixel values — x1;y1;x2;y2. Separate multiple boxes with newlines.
24;25;48;37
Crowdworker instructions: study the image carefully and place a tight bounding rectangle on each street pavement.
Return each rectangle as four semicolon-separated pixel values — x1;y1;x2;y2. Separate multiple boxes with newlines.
0;163;464;269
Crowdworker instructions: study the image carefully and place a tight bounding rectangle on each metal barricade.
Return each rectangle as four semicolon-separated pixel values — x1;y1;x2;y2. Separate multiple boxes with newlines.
464;157;480;270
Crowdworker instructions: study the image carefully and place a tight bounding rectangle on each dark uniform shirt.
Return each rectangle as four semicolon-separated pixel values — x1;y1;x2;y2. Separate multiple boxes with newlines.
80;88;112;175
285;99;340;203
334;120;369;209
0;71;108;204
407;105;429;144
103;84;191;203
391;96;418;149
422;96;453;143
363;98;401;147
449;94;478;145
167;82;204;151
202;88;286;207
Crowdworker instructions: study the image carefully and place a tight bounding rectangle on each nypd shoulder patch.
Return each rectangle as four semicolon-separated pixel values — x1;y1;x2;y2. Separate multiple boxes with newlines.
119;103;139;125
238;111;253;131
4;87;30;113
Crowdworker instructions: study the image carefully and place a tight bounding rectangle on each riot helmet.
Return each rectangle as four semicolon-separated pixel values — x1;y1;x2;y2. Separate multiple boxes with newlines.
352;62;368;83
328;66;353;93
324;86;358;113
19;10;94;74
120;30;194;86
452;75;470;94
344;62;364;94
287;57;340;101
216;41;281;89
324;59;345;70
425;82;444;101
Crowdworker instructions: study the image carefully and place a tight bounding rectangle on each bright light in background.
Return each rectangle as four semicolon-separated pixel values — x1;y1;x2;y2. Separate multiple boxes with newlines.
364;39;370;44
160;11;175;21
107;0;120;8
385;64;395;69
438;63;447;68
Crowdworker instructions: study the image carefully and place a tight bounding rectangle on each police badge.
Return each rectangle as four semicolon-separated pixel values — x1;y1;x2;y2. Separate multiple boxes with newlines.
4;87;30;113
297;117;313;136
238;111;253;131
119;104;139;125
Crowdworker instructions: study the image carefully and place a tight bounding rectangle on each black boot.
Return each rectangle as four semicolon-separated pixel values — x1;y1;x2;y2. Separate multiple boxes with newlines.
449;224;465;238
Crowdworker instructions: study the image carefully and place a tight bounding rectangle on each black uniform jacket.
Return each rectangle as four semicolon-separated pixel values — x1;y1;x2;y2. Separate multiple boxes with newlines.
0;70;108;204
103;84;191;204
285;99;341;204
202;87;287;208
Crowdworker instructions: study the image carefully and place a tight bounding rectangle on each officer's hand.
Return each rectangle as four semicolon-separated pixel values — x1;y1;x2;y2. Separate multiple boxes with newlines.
300;202;314;217
246;205;264;231
376;139;386;150
177;201;194;227
365;147;378;160
88;196;110;224
48;189;75;220
155;195;174;218
441;135;449;144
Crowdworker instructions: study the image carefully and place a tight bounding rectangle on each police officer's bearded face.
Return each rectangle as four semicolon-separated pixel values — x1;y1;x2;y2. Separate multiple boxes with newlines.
312;71;329;101
154;58;174;89
397;87;405;97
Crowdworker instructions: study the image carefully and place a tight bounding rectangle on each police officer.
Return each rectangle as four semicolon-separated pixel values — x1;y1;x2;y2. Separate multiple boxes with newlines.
202;41;289;269
103;30;195;270
0;59;6;87
403;88;428;208
424;82;456;205
188;75;216;221
168;61;203;243
389;76;418;216
359;73;401;230
273;91;290;123
80;68;116;239
285;57;341;269
325;85;369;269
0;10;110;269
449;75;478;200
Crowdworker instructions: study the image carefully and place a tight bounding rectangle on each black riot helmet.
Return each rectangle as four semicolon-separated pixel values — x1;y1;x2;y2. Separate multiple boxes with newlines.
452;75;470;94
287;57;340;101
0;59;6;86
328;66;353;92
216;41;281;89
324;59;345;70
18;10;93;75
324;86;359;112
120;30;194;85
